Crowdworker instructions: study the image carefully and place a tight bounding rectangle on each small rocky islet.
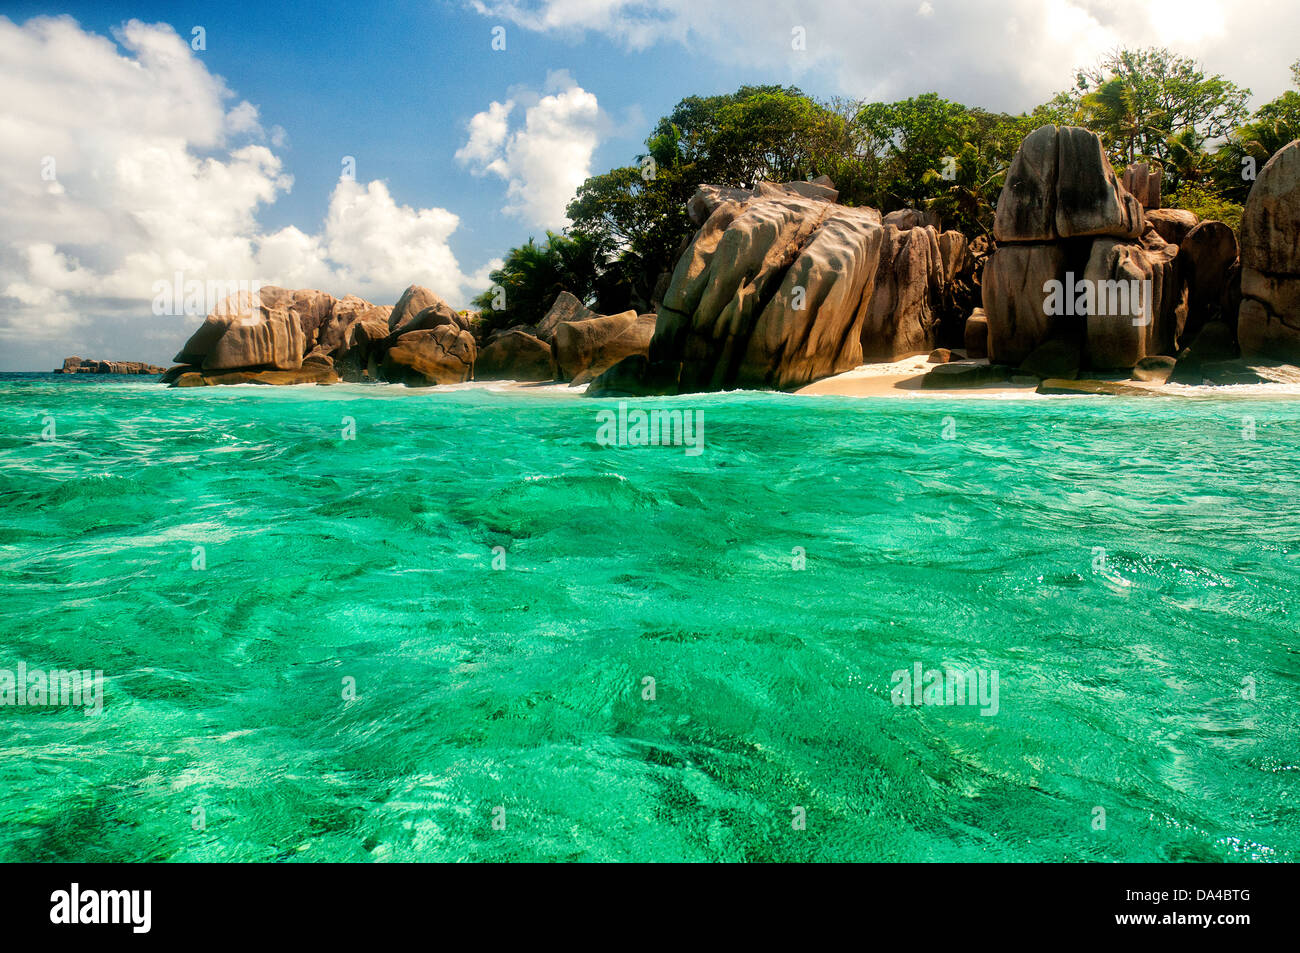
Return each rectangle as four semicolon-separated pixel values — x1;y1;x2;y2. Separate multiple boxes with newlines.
159;125;1300;396
53;356;167;375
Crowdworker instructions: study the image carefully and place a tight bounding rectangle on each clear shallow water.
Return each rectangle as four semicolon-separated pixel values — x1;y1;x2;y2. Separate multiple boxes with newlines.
0;373;1297;862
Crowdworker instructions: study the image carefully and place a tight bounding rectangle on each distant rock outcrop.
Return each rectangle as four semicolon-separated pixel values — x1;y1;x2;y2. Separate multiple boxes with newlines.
661;185;887;391
388;285;461;337
585;173;991;394
55;357;166;375
601;179;901;393
173;288;306;371
163;132;1298;395
167;283;476;387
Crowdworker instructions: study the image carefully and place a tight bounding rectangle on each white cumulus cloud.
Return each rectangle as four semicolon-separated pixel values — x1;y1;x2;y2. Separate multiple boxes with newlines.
467;0;1300;111
0;16;487;369
456;70;602;229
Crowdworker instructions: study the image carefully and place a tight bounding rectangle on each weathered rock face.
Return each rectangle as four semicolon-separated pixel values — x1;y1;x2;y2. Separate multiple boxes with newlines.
172;365;340;387
1082;239;1181;369
1055;127;1145;239
209;285;337;351
317;295;383;355
305;341;335;363
169;283;482;386
883;208;943;231
382;325;476;386
981;125;1201;371
754;179;840;203
937;231;971;285
964;308;989;358
639;182;892;392
586;354;681;397
935;229;984;346
476;330;553;381
174;291;307;371
861;224;942;361
1240;290;1300;362
1240;140;1300;275
1145;208;1198;246
205;305;306;371
388;285;459;337
1239;139;1300;361
534;291;596;344
994;125;1143;243
687;185;756;226
685;180;840;228
982;243;1066;364
553;310;649;382
284;289;338;349
994;125;1059;242
573;314;656;384
336;317;392;382
1122;162;1163;210
1177;221;1238;345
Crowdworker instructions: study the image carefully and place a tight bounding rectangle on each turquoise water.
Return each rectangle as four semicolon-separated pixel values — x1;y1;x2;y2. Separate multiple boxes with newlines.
0;373;1297;862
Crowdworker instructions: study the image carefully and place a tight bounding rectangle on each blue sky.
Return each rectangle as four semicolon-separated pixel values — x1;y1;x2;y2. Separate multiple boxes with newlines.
4;0;729;273
2;0;1298;369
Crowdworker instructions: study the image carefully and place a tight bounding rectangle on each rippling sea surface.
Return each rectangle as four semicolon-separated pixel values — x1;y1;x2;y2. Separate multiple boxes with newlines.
1;372;1297;862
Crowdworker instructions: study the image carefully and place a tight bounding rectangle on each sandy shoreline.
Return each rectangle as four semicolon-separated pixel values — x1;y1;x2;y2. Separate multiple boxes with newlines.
792;355;1046;397
793;354;1300;399
149;356;1300;399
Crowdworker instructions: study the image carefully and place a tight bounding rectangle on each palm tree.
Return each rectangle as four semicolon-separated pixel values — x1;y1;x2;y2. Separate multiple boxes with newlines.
1081;77;1166;163
472;232;608;331
1165;129;1212;191
920;141;1004;237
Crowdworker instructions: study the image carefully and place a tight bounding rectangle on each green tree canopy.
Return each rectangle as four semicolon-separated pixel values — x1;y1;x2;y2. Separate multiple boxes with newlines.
1209;58;1300;204
1060;47;1250;171
566;86;849;310
847;94;1032;233
473;53;1293;325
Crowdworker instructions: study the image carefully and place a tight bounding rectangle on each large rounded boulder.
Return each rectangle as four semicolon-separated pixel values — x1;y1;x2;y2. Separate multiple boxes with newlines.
1239;140;1300;361
648;184;886;392
388;285;460;337
476;330;553;381
173;289;306;371
382;325;477;386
